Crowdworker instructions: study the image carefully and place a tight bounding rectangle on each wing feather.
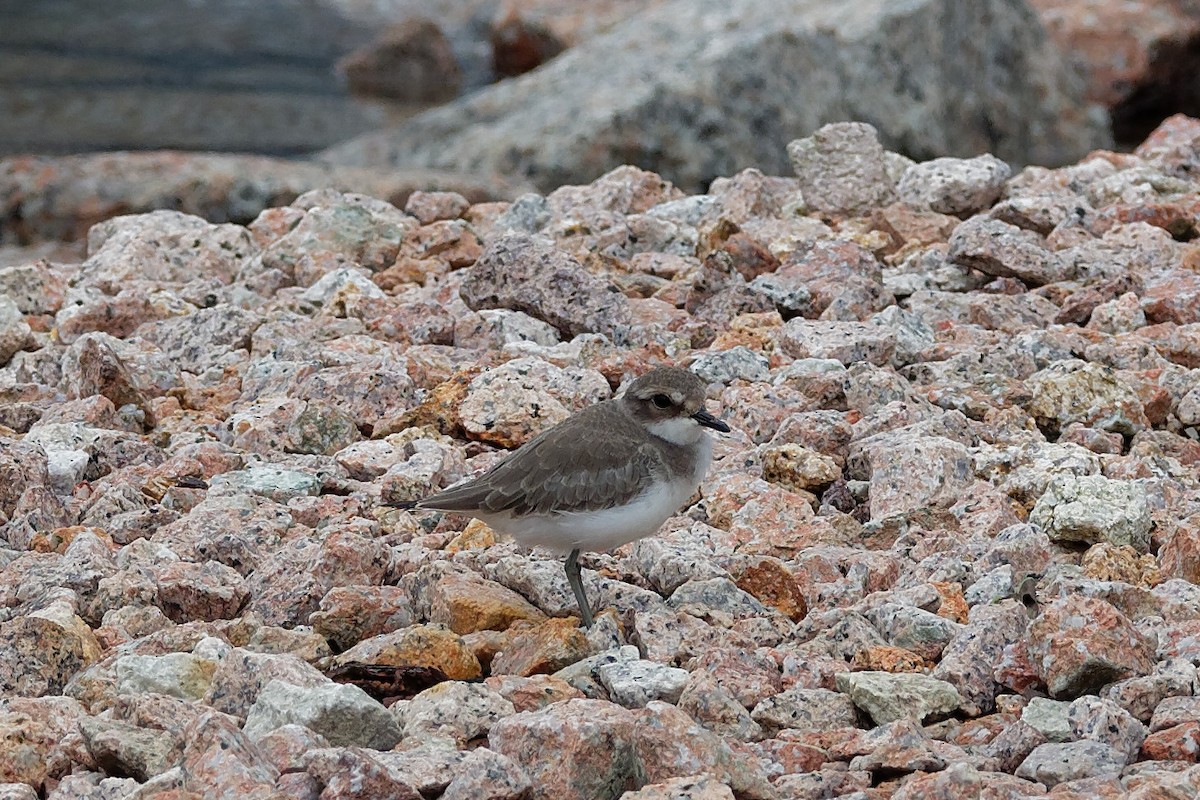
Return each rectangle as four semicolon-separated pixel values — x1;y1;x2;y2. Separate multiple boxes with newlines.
416;403;666;516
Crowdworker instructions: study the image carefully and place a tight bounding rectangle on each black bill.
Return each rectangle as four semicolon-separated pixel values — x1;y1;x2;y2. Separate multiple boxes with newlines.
692;409;731;433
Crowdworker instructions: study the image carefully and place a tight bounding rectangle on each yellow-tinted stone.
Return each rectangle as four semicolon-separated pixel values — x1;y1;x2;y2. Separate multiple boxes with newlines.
430;572;543;634
332;623;482;681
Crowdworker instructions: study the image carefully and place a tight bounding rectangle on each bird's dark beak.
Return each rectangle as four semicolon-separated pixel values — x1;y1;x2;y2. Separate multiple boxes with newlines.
692;409;731;433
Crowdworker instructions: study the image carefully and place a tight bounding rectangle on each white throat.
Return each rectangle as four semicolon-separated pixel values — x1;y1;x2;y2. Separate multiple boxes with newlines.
645;416;704;445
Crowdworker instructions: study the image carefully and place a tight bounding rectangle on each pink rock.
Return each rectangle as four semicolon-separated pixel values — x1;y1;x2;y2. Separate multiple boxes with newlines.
688;647;783;710
303;747;422;799
1026;595;1156;699
179;711;279;799
309;586;415;651
1140;722;1200;762
933;601;1028;716
404;191;470;225
54;287;190;345
0;437;51;518
152;560;248;623
482;674;584;713
861;434;973;521
488;698;639;800
255;190;414;287
225;397;361;456
624;776;738;800
0;697;86;789
255;723;331;773
631;701;775;799
845;719;948;773
77;210;256;293
460;234;632;341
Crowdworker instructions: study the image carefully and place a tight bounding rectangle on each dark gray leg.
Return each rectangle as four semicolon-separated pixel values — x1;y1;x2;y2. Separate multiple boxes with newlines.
564;548;593;628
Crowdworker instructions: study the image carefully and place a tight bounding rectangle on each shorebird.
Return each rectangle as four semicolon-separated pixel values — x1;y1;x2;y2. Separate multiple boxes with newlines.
399;366;730;626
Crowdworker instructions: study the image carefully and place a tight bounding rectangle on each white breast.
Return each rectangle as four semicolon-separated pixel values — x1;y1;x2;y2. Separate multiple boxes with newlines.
479;438;713;553
498;480;690;552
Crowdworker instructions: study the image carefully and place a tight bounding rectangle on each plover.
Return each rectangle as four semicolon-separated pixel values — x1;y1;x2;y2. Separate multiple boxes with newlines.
399;366;730;627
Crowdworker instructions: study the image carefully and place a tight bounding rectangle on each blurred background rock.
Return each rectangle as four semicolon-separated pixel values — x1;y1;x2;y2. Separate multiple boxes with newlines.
0;0;1196;250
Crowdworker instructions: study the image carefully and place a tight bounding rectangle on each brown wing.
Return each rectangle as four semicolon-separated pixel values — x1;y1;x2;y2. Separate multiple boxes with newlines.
416;403;664;516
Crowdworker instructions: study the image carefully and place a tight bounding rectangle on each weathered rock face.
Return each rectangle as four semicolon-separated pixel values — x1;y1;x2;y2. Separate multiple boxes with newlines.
322;0;1110;193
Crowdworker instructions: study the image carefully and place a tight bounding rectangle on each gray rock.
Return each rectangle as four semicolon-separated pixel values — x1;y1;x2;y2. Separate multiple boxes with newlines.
788;122;897;215
243;679;402;750
134;305;262;375
834;671;962;725
202;648;329;719
1030;474;1152;552
208;466;321;503
396;681;516;744
947;216;1069;286
460;234;631;342
1024;358;1149;435
750;687;858;735
746;272;814;319
0;294;32;367
1068;695;1145;761
1014;740;1126;787
454;308;561;350
322;0;1107;193
1020;697;1073;743
1104;657;1198;723
79;716;180;783
667;577;773;623
300;267;385;304
114;653;217;701
439;747;532;800
597;657;690;708
689;347;770;385
777;318;895;366
868;602;962;661
897;154;1012;215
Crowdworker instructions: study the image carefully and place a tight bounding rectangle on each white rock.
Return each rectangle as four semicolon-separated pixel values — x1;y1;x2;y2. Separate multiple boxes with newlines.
300;267;385;304
115;653;217;701
597;657;689;708
1030;474;1151;552
243;679;402;750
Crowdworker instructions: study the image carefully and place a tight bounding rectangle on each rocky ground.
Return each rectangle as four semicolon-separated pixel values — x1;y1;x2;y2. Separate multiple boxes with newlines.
3;115;1200;799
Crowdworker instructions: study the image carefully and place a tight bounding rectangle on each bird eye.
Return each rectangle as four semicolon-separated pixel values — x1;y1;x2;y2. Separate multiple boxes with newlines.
651;394;672;409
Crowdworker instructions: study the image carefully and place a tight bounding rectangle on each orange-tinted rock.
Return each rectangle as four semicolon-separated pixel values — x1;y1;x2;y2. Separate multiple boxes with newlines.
332;624;482;682
1082;543;1161;587
930;582;969;624
733;557;808;622
489;617;590;677
376;368;478;438
444;519;498;552
429;572;544;635
851;646;931;674
1140;721;1200;762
